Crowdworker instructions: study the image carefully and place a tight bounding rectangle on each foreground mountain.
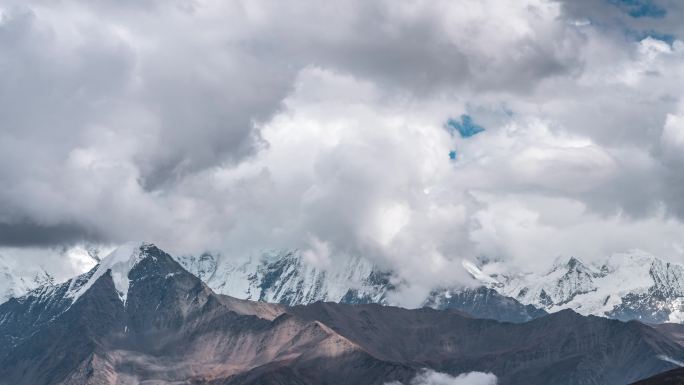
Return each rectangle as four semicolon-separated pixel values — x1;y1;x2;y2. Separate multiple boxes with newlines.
2;242;684;385
176;251;545;323
631;367;684;385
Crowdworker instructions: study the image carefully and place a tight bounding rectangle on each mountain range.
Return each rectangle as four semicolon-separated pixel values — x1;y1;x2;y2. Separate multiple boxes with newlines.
6;246;684;325
2;242;684;385
175;249;684;324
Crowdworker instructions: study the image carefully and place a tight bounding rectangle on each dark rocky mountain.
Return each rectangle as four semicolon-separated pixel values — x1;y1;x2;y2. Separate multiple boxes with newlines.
424;286;548;323
1;243;683;385
631;367;684;384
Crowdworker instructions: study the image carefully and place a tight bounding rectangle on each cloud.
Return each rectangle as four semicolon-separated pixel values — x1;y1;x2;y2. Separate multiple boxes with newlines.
0;0;581;249
1;0;684;298
386;370;497;385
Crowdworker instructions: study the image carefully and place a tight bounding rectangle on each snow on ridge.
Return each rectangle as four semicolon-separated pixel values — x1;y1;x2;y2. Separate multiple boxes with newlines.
176;249;385;305
462;260;500;287
479;251;684;318
0;253;55;304
67;241;151;304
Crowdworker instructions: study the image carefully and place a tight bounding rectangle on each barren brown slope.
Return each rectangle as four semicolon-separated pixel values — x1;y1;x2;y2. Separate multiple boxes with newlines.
289;302;684;385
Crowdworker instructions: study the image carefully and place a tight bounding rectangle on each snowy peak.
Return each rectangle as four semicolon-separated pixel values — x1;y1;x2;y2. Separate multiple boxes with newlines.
66;242;164;304
480;252;684;323
0;255;55;303
176;249;392;306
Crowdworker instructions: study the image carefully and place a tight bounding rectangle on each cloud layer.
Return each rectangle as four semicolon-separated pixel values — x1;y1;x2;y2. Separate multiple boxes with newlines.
1;0;684;294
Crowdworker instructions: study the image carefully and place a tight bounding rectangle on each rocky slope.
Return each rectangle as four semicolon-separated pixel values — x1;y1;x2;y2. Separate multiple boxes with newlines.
631;367;684;385
1;243;684;385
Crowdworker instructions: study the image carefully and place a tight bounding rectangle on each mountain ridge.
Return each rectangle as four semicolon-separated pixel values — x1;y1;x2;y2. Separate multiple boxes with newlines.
176;249;684;324
5;245;684;325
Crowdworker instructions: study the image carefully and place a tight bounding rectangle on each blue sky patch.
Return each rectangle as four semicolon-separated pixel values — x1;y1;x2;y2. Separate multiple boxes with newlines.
449;150;457;160
625;28;676;46
609;0;667;18
640;31;676;45
446;115;486;138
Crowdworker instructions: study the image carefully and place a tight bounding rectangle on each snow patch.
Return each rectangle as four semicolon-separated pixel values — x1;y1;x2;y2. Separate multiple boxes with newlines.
657;355;684;367
67;241;150;304
462;260;500;286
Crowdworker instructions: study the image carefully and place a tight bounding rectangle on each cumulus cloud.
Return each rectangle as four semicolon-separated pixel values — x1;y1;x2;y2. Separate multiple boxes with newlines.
1;0;684;292
386;370;497;385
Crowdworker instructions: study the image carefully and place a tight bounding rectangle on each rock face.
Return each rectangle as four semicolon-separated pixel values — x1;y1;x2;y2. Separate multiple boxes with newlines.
2;243;684;385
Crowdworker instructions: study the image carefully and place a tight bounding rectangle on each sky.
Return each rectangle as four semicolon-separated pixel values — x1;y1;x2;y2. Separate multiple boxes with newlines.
1;0;684;297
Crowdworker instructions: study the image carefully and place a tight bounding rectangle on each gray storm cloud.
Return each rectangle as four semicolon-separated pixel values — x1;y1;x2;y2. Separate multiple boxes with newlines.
1;0;684;294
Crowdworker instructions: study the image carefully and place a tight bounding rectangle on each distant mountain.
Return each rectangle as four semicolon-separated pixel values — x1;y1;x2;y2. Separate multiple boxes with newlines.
424;286;548;323
176;250;392;306
1;242;683;385
179;249;684;324
175;251;546;323
0;254;54;303
472;251;684;323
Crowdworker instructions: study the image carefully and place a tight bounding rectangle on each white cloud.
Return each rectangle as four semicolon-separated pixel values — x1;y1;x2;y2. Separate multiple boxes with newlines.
1;0;684;298
386;370;497;385
662;113;684;148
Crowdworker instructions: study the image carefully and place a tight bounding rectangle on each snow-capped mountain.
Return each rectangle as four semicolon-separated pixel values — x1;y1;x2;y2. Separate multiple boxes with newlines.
3;242;684;385
176;250;392;305
472;251;684;323
177;249;684;324
5;243;684;324
0;242;158;349
175;250;547;322
0;254;54;304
